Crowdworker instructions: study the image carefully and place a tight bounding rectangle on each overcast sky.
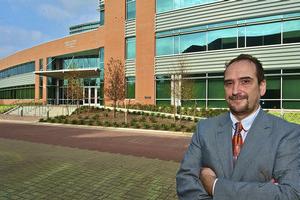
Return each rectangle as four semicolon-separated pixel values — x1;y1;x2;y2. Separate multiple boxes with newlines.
0;0;99;59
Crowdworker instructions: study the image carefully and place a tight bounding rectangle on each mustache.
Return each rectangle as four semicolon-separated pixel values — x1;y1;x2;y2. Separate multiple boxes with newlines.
229;94;248;100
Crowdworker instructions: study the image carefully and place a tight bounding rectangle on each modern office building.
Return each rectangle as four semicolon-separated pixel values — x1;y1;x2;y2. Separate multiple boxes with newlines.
1;0;300;109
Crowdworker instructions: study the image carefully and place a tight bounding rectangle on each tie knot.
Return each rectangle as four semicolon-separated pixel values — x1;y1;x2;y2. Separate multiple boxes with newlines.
235;122;243;134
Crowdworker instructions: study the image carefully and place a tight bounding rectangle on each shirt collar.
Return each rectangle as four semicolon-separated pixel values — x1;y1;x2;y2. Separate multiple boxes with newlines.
230;106;261;131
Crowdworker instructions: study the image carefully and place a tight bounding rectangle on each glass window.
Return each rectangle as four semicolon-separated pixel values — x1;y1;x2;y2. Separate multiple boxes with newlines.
238;27;245;48
261;77;280;109
208;78;224;99
156;79;171;99
100;4;105;26
180;32;206;53
156;0;174;13
208;28;237;50
283;19;300;44
156;37;174;56
182;78;206;99
126;77;135;99
181;0;204;8
126;37;136;59
156;0;217;13
246;22;281;47
282;101;300;109
283;76;300;99
126;0;136;20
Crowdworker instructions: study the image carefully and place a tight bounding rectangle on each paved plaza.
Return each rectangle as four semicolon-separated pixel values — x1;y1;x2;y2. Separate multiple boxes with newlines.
0;121;191;200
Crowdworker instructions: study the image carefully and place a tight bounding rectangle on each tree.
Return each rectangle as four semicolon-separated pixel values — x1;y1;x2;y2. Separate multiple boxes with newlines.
104;57;125;118
65;66;83;113
170;56;194;123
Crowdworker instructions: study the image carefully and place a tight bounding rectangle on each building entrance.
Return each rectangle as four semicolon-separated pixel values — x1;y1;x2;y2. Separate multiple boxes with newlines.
83;87;99;106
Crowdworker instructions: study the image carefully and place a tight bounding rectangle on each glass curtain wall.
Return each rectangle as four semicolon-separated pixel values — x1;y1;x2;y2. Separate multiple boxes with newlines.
156;14;300;56
48;48;104;105
156;0;218;13
0;62;35;79
0;85;35;99
156;70;300;109
0;61;35;100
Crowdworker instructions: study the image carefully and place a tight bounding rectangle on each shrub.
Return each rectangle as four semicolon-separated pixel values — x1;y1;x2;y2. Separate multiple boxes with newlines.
162;124;169;131
130;121;136;127
71;119;78;124
131;118;137;123
92;114;99;120
134;123;140;129
121;122;128;128
63;119;69;124
149;116;157;123
142;123;150;129
104;121;111;127
140;116;146;122
96;121;102;126
175;126;181;132
113;122;119;127
153;124;160;130
185;127;192;132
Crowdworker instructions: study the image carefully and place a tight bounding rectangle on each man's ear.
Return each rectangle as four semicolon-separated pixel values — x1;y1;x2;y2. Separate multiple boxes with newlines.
260;79;266;97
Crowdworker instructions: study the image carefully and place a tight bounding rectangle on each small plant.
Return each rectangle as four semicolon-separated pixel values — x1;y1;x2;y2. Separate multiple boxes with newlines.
104;121;111;127
134;123;140;129
96;121;102;126
71;119;78;124
143;123;150;129
149;116;157;123
140;116;146;122
113;122;119;127
131;118;137;123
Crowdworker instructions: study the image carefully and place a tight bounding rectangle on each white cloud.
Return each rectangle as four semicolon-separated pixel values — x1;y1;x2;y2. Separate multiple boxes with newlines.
37;0;98;23
0;25;49;58
38;4;72;21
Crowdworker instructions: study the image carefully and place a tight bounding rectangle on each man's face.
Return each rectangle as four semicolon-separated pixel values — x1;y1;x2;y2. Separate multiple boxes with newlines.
224;60;266;119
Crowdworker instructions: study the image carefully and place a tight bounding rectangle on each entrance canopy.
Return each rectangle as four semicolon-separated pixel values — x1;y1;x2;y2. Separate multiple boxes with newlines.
35;68;100;79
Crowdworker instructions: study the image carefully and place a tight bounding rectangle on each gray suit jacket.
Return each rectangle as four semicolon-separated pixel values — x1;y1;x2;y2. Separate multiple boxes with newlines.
176;109;300;200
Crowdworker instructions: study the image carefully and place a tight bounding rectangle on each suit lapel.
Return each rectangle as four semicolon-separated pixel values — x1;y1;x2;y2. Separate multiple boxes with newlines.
232;110;272;180
215;113;234;178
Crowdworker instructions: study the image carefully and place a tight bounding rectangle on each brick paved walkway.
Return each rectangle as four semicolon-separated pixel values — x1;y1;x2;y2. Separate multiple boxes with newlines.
0;138;180;200
0;120;192;199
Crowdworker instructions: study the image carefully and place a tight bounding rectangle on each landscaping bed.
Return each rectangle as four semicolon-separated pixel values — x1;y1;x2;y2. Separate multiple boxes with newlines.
40;106;228;133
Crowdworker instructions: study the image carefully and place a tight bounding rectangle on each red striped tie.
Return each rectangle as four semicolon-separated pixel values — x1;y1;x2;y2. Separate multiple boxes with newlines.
232;122;243;165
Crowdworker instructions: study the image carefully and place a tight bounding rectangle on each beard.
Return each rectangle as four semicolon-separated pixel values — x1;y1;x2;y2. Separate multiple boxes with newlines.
227;94;250;115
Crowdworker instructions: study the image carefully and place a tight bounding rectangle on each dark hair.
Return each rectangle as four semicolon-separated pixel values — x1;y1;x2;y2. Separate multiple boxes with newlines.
225;54;265;83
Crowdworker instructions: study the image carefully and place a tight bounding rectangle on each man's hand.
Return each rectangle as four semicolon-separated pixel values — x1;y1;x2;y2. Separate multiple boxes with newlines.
199;167;217;196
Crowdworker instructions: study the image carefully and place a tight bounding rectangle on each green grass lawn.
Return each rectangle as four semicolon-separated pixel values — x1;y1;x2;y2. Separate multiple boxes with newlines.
0;138;179;200
0;105;15;114
269;111;300;124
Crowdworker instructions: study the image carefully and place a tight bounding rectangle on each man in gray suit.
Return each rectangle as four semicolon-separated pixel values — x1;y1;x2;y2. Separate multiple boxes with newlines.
176;54;300;200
